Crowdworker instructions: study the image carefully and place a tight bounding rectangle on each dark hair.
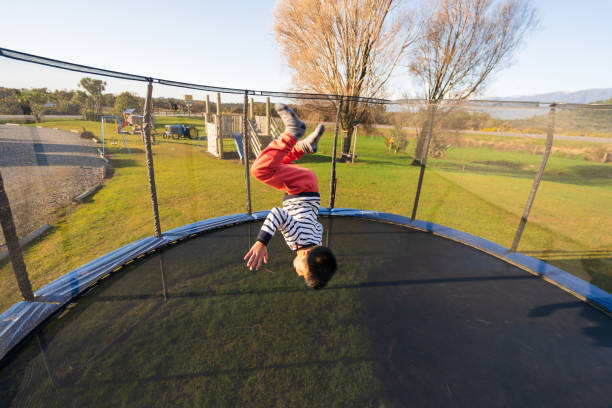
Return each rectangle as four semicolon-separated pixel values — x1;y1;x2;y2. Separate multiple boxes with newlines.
305;246;337;290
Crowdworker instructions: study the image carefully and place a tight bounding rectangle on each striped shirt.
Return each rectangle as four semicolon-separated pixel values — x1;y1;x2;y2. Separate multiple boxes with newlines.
257;192;323;251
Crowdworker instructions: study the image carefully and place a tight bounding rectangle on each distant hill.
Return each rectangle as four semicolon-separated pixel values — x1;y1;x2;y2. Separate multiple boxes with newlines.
490;88;612;104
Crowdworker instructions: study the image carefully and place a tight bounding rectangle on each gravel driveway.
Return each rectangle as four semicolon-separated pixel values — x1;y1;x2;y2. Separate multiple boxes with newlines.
0;124;106;247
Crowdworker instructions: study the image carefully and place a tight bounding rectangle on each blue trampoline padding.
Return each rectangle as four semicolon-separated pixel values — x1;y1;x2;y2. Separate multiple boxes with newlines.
34;236;165;304
325;208;612;313
0;301;58;359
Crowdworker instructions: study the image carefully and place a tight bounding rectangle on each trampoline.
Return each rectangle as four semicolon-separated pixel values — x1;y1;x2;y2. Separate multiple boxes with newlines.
1;210;611;407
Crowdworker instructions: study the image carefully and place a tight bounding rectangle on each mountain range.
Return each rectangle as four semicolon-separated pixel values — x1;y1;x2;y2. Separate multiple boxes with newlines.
490;88;612;104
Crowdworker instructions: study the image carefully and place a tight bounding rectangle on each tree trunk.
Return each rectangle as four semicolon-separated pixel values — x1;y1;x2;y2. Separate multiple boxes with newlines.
340;127;354;161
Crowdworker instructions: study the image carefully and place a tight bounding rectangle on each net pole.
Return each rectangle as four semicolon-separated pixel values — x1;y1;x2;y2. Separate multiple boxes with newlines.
511;105;557;252
0;169;34;301
142;80;162;237
411;102;437;221
329;97;343;209
243;91;252;215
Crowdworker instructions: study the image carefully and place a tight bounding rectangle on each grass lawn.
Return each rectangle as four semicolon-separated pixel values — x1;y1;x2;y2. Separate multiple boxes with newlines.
1;118;611;311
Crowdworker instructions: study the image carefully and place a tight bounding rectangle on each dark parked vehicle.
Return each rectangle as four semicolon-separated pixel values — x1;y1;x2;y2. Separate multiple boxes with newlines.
164;124;198;139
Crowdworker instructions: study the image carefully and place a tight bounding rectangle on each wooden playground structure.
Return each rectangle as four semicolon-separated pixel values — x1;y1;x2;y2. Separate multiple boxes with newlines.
205;94;282;160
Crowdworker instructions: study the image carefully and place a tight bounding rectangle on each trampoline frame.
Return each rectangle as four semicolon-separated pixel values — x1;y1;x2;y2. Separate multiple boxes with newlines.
1;208;611;361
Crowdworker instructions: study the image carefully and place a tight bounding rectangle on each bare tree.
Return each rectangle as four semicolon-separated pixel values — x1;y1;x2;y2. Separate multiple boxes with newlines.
409;0;538;164
274;0;414;160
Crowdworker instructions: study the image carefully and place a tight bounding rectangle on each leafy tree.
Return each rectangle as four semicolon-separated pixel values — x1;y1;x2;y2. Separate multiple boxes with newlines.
102;93;116;111
114;91;142;116
71;90;94;119
78;77;106;116
18;89;48;122
0;87;22;114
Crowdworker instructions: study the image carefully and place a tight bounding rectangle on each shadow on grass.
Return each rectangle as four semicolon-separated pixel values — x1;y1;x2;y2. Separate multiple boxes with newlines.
344;157;417;167
157;139;203;147
294;154;332;164
110;158;140;169
104;147;145;155
431;160;612;187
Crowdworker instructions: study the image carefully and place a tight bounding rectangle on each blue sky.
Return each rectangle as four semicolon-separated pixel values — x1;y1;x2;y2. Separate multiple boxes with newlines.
1;0;611;99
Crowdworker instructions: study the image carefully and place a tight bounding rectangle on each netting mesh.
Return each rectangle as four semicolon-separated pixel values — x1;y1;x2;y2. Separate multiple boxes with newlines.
0;48;611;317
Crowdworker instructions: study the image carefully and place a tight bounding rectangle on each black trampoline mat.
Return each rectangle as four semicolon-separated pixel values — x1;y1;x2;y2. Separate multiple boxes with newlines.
1;217;611;407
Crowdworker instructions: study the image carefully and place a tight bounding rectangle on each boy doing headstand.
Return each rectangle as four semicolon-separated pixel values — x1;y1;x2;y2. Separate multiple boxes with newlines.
244;104;337;289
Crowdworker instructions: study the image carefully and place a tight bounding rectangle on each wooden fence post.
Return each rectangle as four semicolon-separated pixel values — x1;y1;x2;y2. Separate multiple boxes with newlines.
351;126;358;164
217;92;223;159
266;97;271;136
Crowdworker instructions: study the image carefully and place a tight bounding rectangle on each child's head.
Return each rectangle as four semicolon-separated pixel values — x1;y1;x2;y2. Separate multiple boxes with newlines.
294;246;337;290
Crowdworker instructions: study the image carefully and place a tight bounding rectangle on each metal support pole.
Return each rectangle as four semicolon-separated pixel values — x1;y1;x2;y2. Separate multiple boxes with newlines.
411;103;436;221
142;80;162;237
243;91;252;215
511;105;557;251
329;98;343;208
0;169;34;300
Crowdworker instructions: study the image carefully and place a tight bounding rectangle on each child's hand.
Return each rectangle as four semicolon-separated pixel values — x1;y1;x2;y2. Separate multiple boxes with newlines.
244;241;268;271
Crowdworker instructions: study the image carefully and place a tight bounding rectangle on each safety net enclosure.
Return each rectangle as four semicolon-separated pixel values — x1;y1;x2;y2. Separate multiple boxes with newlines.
1;212;611;407
1;47;612;407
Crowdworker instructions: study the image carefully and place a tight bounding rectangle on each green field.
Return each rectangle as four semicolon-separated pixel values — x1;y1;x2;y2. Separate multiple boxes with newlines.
0;117;611;313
